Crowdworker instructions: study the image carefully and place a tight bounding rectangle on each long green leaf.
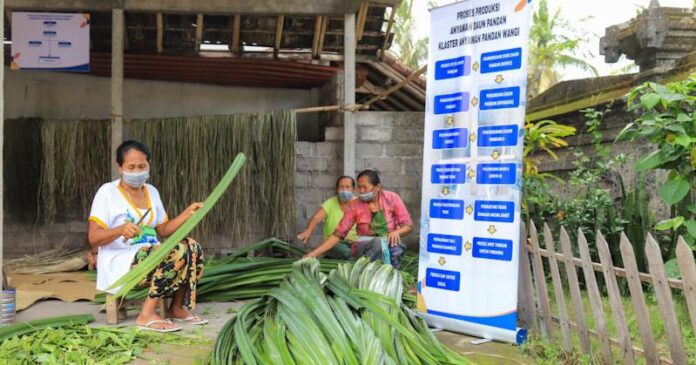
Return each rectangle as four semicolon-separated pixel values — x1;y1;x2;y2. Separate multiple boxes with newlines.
209;258;472;365
0;314;94;342
109;153;247;296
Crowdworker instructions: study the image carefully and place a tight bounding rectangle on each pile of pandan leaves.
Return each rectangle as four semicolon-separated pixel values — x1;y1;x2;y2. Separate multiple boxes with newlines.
94;238;418;306
210;258;470;364
0;314;209;364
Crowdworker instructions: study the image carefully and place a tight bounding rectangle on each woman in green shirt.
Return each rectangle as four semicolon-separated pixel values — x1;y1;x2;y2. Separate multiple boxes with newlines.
297;176;357;259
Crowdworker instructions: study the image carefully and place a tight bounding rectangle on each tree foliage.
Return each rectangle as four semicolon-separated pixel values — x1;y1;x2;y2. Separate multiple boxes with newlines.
617;73;696;256
527;0;597;99
391;0;431;69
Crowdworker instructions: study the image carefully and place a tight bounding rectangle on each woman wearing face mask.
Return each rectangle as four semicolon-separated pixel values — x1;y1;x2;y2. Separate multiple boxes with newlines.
297;176;357;259
305;169;413;269
87;140;206;332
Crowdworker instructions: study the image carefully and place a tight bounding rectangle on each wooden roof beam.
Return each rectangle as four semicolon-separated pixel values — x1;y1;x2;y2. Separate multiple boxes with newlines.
356;1;369;41
274;15;284;57
231;14;241;55
357;78;387;95
316;16;328;59
369;61;425;103
311;16;322;58
360;64;426;110
194;14;204;52
379;0;399;60
156;12;163;54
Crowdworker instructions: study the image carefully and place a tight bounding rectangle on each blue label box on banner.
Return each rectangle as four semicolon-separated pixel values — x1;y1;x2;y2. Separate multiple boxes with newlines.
479;87;520;110
434;92;469;114
478;125;519;147
480;48;522;73
472;237;513;261
429;199;465;220
426;268;461;291
427;233;463;255
476;163;517;185
433;128;468;149
435;56;471;80
431;164;466;184
474;201;515;222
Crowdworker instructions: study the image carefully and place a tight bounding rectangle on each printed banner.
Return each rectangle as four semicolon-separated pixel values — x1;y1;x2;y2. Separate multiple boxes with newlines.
11;12;90;72
417;0;531;345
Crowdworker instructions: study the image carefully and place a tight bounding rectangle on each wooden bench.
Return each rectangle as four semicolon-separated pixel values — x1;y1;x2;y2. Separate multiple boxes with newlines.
105;293;170;325
90;242;171;325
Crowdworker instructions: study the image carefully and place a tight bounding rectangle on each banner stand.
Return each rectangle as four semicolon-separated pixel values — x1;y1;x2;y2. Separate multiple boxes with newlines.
420;313;528;345
417;0;532;345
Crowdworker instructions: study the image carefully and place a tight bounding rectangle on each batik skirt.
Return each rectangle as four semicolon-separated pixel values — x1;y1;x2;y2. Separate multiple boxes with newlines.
131;238;204;309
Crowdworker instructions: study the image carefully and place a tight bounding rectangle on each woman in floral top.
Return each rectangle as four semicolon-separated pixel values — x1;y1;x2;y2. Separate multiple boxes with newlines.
306;169;413;268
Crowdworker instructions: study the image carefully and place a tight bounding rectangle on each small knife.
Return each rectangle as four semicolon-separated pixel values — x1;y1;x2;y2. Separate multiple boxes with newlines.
123;208;152;243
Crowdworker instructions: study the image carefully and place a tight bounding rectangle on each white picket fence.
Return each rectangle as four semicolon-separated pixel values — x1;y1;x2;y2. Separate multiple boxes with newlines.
518;222;696;364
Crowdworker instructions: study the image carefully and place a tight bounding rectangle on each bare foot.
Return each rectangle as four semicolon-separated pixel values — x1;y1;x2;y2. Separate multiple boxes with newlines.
167;304;194;320
135;312;177;330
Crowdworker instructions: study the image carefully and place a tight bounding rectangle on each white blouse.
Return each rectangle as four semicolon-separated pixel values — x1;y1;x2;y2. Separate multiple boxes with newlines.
89;180;168;293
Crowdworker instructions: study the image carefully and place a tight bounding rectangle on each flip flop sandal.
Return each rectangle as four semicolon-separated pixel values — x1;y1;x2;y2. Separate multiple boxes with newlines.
170;315;209;325
138;319;182;332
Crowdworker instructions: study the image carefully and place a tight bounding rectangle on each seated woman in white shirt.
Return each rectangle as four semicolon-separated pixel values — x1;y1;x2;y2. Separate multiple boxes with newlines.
87;140;207;332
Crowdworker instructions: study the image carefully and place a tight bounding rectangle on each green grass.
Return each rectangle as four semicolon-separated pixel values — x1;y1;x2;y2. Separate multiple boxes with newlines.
522;279;696;364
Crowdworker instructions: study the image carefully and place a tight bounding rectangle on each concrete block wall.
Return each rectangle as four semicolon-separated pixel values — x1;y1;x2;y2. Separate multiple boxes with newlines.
295;111;425;250
355;112;424;249
3;220;88;258
294;138;345;248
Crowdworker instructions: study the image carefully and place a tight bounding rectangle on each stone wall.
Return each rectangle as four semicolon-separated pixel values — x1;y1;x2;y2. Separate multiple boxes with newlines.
295;111;424;250
528;102;667;217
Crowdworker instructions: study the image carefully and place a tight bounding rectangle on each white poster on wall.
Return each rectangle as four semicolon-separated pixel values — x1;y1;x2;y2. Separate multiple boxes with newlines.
417;0;531;344
11;12;90;72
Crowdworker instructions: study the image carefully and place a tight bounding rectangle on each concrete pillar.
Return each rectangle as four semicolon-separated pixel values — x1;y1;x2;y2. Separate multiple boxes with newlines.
343;12;356;176
111;8;124;178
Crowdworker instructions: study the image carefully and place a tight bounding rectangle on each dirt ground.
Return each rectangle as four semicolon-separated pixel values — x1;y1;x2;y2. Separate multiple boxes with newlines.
15;298;535;364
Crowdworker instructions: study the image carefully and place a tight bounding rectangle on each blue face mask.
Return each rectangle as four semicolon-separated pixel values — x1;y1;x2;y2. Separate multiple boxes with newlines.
337;191;354;202
122;170;150;188
358;191;375;202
